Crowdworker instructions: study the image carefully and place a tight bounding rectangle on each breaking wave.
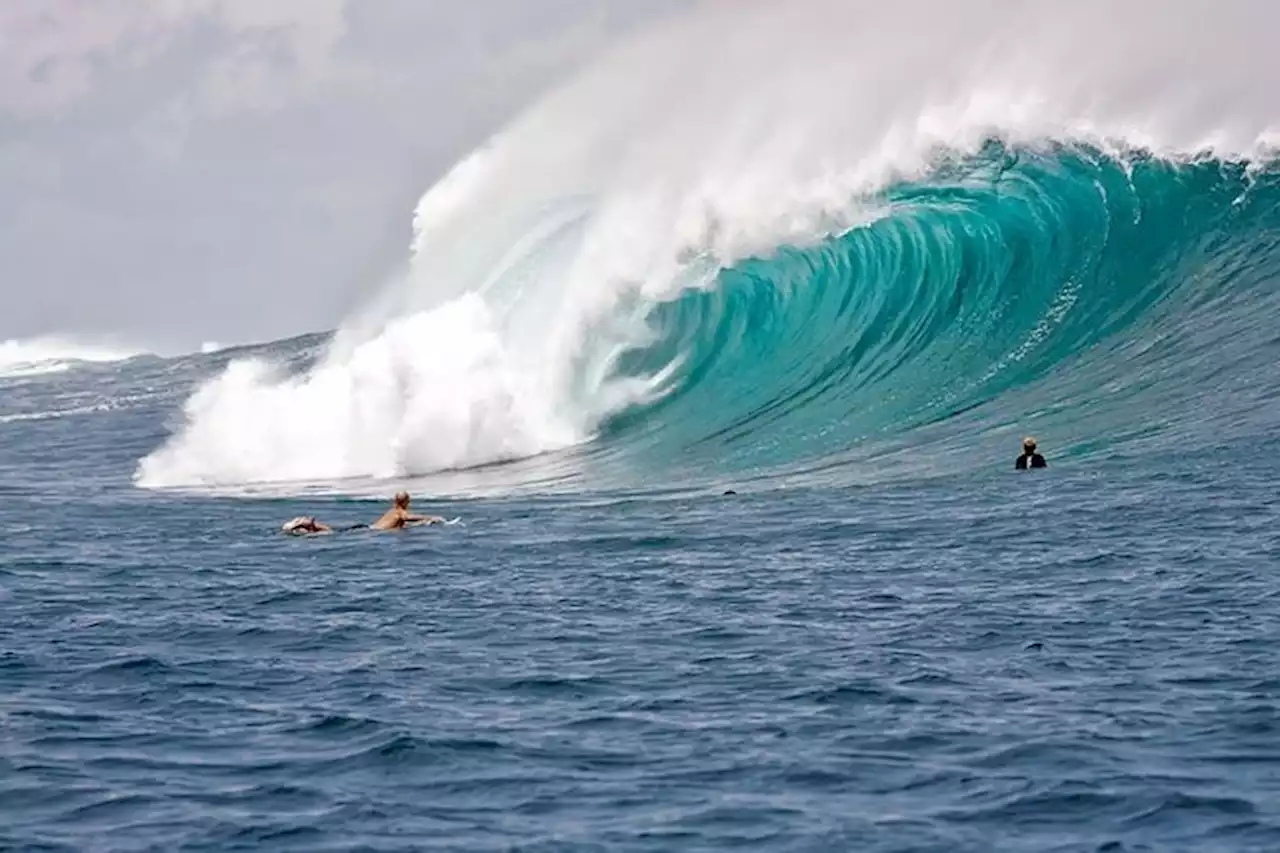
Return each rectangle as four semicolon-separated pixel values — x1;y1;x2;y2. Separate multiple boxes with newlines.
0;337;145;379
135;0;1280;492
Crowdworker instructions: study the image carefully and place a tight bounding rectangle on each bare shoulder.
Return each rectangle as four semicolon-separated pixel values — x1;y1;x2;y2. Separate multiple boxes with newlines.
369;508;399;531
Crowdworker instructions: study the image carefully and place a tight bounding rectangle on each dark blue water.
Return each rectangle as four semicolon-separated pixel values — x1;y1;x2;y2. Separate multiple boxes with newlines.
4;358;1280;852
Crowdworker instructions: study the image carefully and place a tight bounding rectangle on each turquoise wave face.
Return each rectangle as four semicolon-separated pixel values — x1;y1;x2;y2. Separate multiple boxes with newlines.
600;141;1280;485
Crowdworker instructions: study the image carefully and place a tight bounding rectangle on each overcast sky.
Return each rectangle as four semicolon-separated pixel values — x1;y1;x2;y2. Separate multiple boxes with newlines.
0;0;687;351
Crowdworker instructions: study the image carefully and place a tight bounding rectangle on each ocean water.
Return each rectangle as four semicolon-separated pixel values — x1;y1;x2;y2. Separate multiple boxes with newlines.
5;360;1280;853
6;1;1280;849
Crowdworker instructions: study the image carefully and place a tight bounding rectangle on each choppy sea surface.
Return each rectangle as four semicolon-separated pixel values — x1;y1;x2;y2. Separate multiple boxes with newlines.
4;346;1280;852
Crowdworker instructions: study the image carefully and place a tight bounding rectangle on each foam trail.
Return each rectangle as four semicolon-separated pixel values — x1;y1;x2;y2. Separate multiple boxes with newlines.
0;336;145;378
137;0;1279;490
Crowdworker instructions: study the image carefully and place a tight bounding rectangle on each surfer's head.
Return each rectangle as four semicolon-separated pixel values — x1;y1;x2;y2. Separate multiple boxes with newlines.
394;491;411;509
1022;436;1037;453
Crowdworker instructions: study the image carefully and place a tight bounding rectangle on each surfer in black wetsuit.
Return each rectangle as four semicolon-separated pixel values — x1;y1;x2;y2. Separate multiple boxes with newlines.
1015;437;1047;470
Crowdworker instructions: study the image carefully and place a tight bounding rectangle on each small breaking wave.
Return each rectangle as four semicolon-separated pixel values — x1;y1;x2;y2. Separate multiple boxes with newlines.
0;337;146;379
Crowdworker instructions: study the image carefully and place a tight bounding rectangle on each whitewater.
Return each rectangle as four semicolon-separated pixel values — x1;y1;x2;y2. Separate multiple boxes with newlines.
132;0;1278;492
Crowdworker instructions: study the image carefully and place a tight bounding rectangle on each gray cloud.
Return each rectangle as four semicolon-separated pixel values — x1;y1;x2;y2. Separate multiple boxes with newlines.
0;0;687;351
0;0;347;116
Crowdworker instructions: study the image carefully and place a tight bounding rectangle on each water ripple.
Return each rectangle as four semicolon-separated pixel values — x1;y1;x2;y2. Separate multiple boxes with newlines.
4;450;1280;850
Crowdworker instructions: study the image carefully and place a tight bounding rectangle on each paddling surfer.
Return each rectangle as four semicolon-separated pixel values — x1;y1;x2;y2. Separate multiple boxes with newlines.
281;492;445;536
370;491;445;530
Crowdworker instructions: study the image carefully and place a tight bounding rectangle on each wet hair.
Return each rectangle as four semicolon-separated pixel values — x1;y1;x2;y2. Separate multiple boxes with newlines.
394;491;411;507
1022;437;1037;451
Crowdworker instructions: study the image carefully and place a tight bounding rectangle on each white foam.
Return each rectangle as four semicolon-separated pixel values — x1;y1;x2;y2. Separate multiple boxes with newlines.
136;0;1280;489
0;403;113;425
135;294;649;487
